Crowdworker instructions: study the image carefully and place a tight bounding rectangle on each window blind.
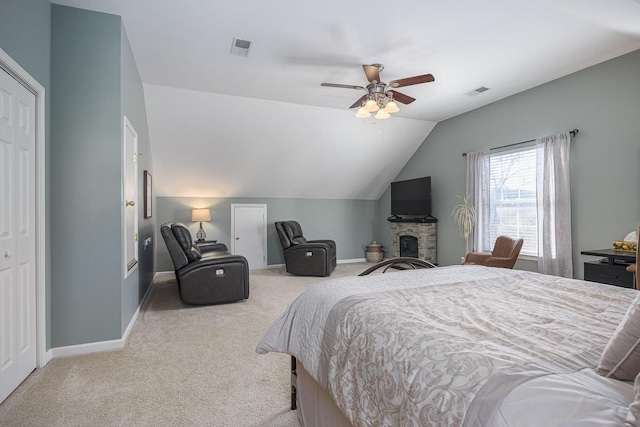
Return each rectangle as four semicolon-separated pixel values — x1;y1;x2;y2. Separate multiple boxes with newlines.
489;146;538;256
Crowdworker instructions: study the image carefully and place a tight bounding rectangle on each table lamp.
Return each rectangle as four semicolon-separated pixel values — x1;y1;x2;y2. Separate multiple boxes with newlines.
191;208;211;241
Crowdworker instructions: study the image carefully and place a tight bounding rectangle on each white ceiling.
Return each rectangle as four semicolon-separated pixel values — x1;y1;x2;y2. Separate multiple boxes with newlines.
51;0;640;199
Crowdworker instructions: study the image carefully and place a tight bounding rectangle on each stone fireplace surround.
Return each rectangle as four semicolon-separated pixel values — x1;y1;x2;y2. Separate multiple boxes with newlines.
390;221;437;264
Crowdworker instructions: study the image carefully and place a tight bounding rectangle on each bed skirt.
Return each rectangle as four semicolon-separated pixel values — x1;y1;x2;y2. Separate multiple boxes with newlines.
297;362;352;427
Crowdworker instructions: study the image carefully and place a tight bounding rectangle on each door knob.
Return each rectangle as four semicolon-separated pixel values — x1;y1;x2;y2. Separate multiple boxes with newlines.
126;200;135;207
235;237;240;240
4;251;10;258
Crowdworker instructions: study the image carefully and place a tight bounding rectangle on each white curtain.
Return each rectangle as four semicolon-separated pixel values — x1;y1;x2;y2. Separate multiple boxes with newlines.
466;151;490;253
536;132;573;277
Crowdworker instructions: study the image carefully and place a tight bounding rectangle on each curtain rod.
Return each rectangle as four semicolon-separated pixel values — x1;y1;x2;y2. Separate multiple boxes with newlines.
461;129;579;157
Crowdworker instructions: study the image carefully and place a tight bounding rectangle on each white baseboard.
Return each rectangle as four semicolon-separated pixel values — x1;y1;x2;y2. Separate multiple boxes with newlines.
267;263;285;269
42;350;53;366
51;338;124;358
154;271;175;276
337;258;366;264
51;279;155;359
121;281;153;343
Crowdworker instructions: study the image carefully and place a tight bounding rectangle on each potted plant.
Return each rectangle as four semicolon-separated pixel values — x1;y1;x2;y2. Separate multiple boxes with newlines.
452;194;476;255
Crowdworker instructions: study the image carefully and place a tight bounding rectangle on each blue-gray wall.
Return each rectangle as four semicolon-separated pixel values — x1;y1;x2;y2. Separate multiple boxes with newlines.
377;49;640;279
51;5;123;346
51;6;155;346
156;197;377;271
0;0;52;349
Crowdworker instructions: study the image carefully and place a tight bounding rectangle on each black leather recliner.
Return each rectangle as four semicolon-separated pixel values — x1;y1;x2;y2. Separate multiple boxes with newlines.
275;220;336;277
161;222;249;304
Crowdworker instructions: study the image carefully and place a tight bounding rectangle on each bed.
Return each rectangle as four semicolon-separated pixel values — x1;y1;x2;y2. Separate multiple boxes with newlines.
256;263;640;426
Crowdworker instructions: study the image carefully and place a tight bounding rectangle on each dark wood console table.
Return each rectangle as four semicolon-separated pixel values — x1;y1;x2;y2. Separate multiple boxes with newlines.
581;248;636;288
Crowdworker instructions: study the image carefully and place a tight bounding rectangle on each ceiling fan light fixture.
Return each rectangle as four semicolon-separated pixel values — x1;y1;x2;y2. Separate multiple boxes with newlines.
355;107;371;118
321;64;434;120
364;99;380;112
375;109;390;120
384;100;399;113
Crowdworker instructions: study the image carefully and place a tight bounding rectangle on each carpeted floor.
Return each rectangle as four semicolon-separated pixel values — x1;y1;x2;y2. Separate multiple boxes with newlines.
0;263;370;426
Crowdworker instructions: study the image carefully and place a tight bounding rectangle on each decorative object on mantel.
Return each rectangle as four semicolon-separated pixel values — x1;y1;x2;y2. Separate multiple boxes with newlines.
613;230;638;253
191;208;211;242
452;194;476;254
321;64;435;120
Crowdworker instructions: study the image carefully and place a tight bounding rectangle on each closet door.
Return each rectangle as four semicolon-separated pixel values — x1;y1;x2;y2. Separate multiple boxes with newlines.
0;67;37;403
231;204;267;269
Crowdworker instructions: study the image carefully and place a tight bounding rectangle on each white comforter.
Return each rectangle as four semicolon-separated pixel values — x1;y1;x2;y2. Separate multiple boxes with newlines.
256;265;636;426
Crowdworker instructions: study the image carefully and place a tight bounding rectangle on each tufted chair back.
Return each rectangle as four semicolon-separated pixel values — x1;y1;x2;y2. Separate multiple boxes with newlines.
275;221;308;249
171;223;202;262
161;223;189;271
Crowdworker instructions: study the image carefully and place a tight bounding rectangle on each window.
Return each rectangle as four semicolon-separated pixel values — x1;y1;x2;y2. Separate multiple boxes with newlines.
488;146;537;256
469;132;571;275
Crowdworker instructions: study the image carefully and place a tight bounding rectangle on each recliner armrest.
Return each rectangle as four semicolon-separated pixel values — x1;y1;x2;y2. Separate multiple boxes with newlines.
180;254;248;276
308;239;336;251
286;242;332;253
196;241;228;253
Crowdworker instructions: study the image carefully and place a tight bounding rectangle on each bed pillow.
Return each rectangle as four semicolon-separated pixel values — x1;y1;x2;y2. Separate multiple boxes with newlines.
626;372;640;426
599;293;640;381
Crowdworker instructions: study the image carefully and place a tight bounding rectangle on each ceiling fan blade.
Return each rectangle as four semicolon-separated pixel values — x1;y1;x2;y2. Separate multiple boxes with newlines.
389;74;435;88
321;83;365;90
349;95;368;109
389;90;415;105
362;65;381;84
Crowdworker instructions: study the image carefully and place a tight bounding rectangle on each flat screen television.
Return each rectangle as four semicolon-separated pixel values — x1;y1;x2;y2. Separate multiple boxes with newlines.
390;176;432;217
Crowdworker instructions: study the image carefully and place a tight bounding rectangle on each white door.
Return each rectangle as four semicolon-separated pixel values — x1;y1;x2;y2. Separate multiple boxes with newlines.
231;204;267;269
123;117;138;277
0;67;37;403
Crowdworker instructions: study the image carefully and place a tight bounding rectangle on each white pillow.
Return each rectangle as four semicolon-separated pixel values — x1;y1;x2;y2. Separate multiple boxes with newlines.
626;372;640;427
599;293;640;381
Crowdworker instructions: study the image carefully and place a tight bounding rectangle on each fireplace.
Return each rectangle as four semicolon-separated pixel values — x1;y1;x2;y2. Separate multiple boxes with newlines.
389;221;437;264
400;235;418;258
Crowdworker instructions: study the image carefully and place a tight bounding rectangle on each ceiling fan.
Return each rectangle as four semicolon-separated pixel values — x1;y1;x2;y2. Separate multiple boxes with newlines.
321;64;435;118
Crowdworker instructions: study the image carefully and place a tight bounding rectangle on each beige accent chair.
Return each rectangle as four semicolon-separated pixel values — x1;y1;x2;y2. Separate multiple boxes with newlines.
626;225;639;289
463;236;524;269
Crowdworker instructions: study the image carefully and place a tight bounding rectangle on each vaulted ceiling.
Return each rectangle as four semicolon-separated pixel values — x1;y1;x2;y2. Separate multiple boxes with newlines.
51;0;640;199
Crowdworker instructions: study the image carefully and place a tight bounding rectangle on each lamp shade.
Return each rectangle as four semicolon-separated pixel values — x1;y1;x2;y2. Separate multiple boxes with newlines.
191;208;211;222
355;107;371;118
384;101;400;113
364;99;380;112
375;109;390;120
